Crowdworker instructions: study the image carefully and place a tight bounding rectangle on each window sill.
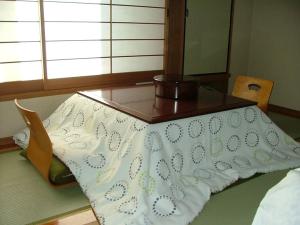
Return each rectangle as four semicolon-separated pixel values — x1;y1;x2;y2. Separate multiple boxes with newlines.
0;71;162;101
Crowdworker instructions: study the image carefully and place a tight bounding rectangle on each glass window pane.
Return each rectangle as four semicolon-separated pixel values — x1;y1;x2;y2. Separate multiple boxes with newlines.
0;62;42;83
112;0;165;7
0;43;41;62
47;58;110;78
112;24;164;39
112;56;163;73
112;40;163;56
0;22;40;42
0;1;39;21
46;41;110;60
45;22;110;40
112;6;164;23
44;2;110;22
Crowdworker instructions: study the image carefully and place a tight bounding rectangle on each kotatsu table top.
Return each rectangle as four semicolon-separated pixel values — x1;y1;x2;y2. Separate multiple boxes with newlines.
78;84;255;123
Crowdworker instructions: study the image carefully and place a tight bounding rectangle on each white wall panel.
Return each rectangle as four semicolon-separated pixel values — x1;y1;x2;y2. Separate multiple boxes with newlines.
112;6;164;23
0;62;42;82
0;1;39;21
47;58;110;78
44;3;110;22
46;41;110;59
0;94;72;138
45;23;110;40
112;24;164;39
0;22;40;42
0;43;41;62
112;56;163;73
112;0;165;7
46;0;109;3
112;40;163;56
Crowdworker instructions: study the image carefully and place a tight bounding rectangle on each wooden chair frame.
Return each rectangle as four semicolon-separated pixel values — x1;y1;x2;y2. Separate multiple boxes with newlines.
15;99;75;187
232;75;274;112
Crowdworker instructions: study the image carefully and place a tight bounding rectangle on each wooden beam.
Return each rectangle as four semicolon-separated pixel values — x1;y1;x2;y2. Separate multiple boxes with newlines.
269;104;300;118
0;71;162;101
165;0;186;78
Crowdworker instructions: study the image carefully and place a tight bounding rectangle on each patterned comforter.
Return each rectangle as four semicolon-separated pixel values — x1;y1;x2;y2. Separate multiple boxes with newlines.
13;94;300;225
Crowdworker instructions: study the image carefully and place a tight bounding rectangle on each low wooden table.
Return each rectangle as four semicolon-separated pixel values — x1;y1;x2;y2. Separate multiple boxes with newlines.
78;84;255;124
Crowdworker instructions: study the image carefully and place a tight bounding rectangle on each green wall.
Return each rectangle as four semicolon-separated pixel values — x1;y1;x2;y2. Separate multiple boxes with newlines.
230;0;300;111
184;0;232;74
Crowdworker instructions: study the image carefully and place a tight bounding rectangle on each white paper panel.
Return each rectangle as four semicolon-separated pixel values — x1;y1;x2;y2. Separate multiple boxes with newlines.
112;0;165;7
0;22;40;42
112;6;164;23
45;23;110;40
112;56;163;73
0;62;42;83
46;41;110;60
44;3;110;22
0;43;41;62
0;1;39;21
46;0;110;3
112;24;164;39
47;58;110;78
112;40;163;56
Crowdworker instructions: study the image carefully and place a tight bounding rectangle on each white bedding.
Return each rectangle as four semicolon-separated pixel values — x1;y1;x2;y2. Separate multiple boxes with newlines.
252;168;300;225
13;94;300;225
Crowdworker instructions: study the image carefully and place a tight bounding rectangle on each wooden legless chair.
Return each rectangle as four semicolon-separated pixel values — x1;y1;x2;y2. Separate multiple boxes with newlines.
232;75;274;112
15;99;75;186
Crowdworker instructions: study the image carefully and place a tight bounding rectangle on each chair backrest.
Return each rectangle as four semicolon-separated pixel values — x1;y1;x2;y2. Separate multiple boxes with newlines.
232;75;274;112
15;99;53;182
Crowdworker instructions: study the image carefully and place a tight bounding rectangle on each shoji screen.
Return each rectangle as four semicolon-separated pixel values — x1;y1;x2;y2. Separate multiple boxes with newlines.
44;0;111;78
0;0;42;83
43;0;165;79
0;0;165;86
111;0;165;73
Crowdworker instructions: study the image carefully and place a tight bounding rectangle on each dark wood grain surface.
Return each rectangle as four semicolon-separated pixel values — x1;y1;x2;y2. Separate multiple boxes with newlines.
78;84;255;124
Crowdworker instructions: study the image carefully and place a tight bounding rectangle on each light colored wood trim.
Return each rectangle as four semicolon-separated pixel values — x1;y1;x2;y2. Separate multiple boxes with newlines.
0;86;76;101
15;98;54;182
0;83;119;101
45;71;161;90
269;104;300;118
0;80;44;96
42;209;99;225
109;0;112;74
0;137;18;152
38;0;49;90
232;75;274;112
0;71;162;101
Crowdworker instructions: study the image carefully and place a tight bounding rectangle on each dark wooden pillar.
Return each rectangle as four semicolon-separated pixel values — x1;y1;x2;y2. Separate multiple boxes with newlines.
165;0;186;79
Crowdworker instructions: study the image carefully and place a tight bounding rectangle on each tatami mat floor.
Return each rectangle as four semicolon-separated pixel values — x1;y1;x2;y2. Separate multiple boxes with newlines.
0;151;90;225
268;112;300;140
1;112;298;225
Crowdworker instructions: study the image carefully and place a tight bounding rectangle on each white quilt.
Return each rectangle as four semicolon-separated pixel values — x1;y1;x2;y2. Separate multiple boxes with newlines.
252;168;300;225
13;94;300;225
